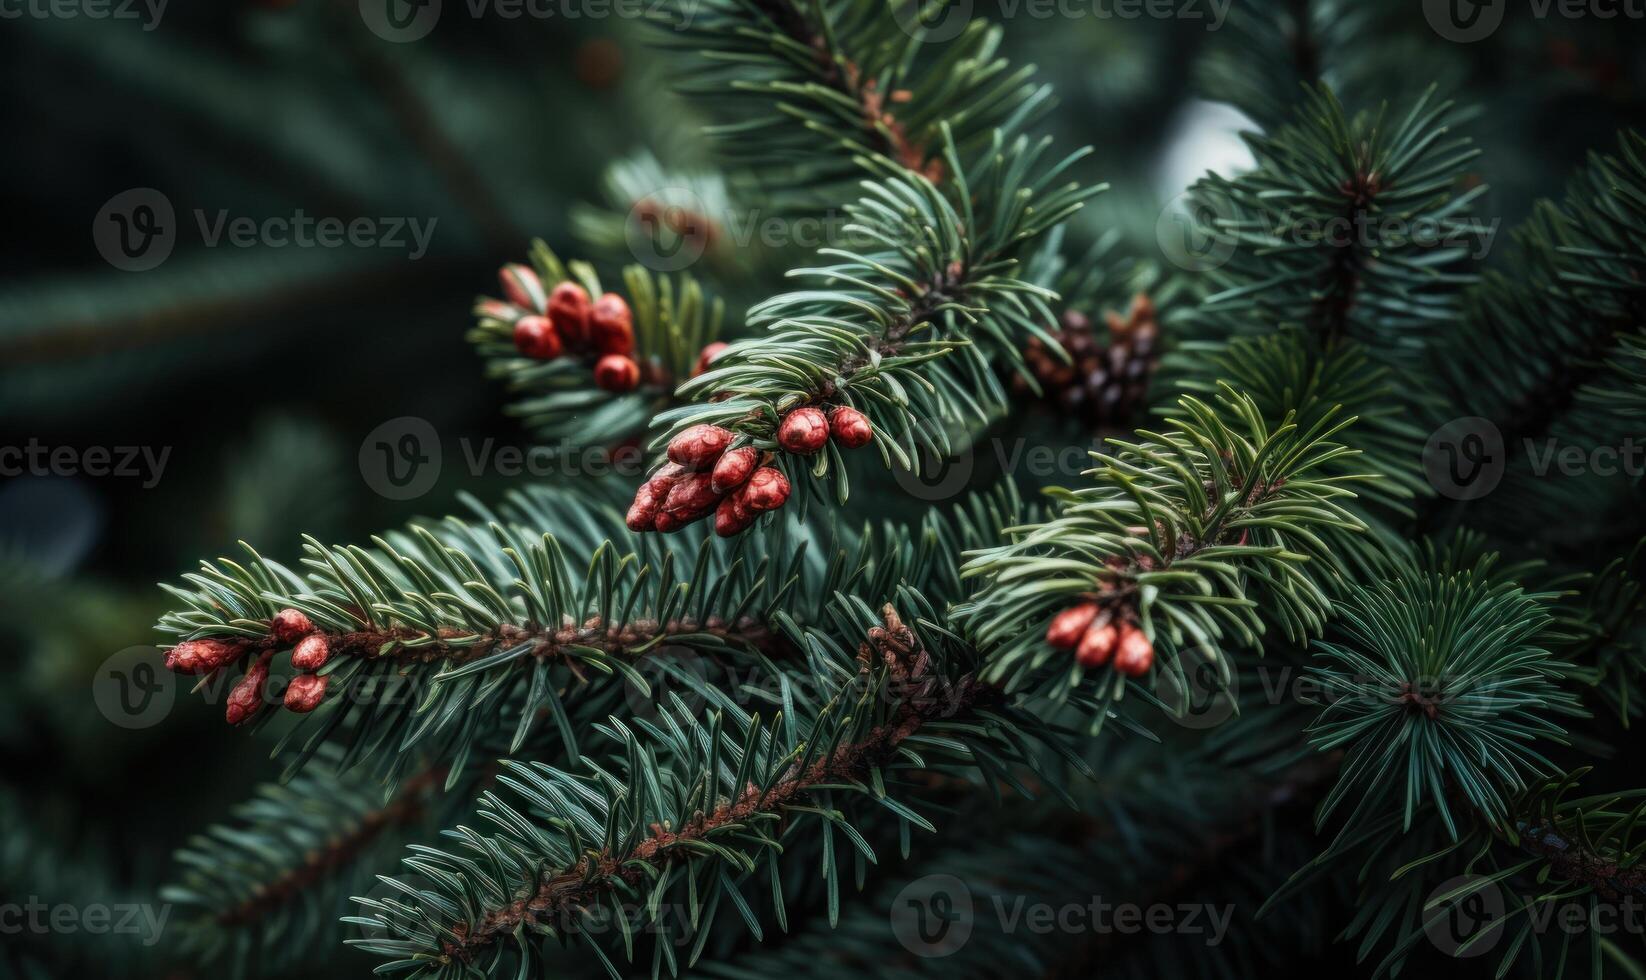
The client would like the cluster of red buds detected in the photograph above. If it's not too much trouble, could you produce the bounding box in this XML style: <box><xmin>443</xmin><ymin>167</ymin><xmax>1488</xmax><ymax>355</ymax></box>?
<box><xmin>627</xmin><ymin>425</ymin><xmax>791</xmax><ymax>535</ymax></box>
<box><xmin>1044</xmin><ymin>602</ymin><xmax>1154</xmax><ymax>677</ymax></box>
<box><xmin>163</xmin><ymin>607</ymin><xmax>334</xmax><ymax>725</ymax></box>
<box><xmin>492</xmin><ymin>263</ymin><xmax>642</xmax><ymax>393</ymax></box>
<box><xmin>776</xmin><ymin>404</ymin><xmax>874</xmax><ymax>455</ymax></box>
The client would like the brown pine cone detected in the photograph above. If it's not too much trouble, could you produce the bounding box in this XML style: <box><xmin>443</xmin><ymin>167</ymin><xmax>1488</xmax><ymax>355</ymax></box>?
<box><xmin>1014</xmin><ymin>293</ymin><xmax>1159</xmax><ymax>430</ymax></box>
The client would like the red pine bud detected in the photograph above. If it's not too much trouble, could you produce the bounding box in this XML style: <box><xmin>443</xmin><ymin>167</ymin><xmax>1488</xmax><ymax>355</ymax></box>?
<box><xmin>593</xmin><ymin>354</ymin><xmax>641</xmax><ymax>392</ymax></box>
<box><xmin>776</xmin><ymin>407</ymin><xmax>829</xmax><ymax>455</ymax></box>
<box><xmin>589</xmin><ymin>293</ymin><xmax>634</xmax><ymax>356</ymax></box>
<box><xmin>290</xmin><ymin>634</ymin><xmax>331</xmax><ymax>671</ymax></box>
<box><xmin>692</xmin><ymin>341</ymin><xmax>729</xmax><ymax>378</ymax></box>
<box><xmin>663</xmin><ymin>471</ymin><xmax>722</xmax><ymax>519</ymax></box>
<box><xmin>225</xmin><ymin>658</ymin><xmax>270</xmax><ymax>725</ymax></box>
<box><xmin>743</xmin><ymin>467</ymin><xmax>790</xmax><ymax>512</ymax></box>
<box><xmin>1111</xmin><ymin>625</ymin><xmax>1155</xmax><ymax>677</ymax></box>
<box><xmin>710</xmin><ymin>447</ymin><xmax>759</xmax><ymax>493</ymax></box>
<box><xmin>270</xmin><ymin>608</ymin><xmax>314</xmax><ymax>643</ymax></box>
<box><xmin>547</xmin><ymin>281</ymin><xmax>592</xmax><ymax>347</ymax></box>
<box><xmin>499</xmin><ymin>263</ymin><xmax>545</xmax><ymax>313</ymax></box>
<box><xmin>667</xmin><ymin>424</ymin><xmax>734</xmax><ymax>470</ymax></box>
<box><xmin>513</xmin><ymin>315</ymin><xmax>563</xmax><ymax>359</ymax></box>
<box><xmin>827</xmin><ymin>406</ymin><xmax>873</xmax><ymax>449</ymax></box>
<box><xmin>165</xmin><ymin>638</ymin><xmax>245</xmax><ymax>675</ymax></box>
<box><xmin>626</xmin><ymin>482</ymin><xmax>665</xmax><ymax>531</ymax></box>
<box><xmin>643</xmin><ymin>462</ymin><xmax>687</xmax><ymax>495</ymax></box>
<box><xmin>1045</xmin><ymin>603</ymin><xmax>1100</xmax><ymax>649</ymax></box>
<box><xmin>1075</xmin><ymin>622</ymin><xmax>1119</xmax><ymax>668</ymax></box>
<box><xmin>715</xmin><ymin>494</ymin><xmax>756</xmax><ymax>537</ymax></box>
<box><xmin>284</xmin><ymin>673</ymin><xmax>329</xmax><ymax>713</ymax></box>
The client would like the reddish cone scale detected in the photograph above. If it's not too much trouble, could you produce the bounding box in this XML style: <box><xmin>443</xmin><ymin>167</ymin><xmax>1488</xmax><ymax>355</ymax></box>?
<box><xmin>711</xmin><ymin>447</ymin><xmax>759</xmax><ymax>493</ymax></box>
<box><xmin>663</xmin><ymin>471</ymin><xmax>721</xmax><ymax>520</ymax></box>
<box><xmin>715</xmin><ymin>493</ymin><xmax>756</xmax><ymax>536</ymax></box>
<box><xmin>1112</xmin><ymin>625</ymin><xmax>1154</xmax><ymax>677</ymax></box>
<box><xmin>285</xmin><ymin>673</ymin><xmax>329</xmax><ymax>713</ymax></box>
<box><xmin>593</xmin><ymin>354</ymin><xmax>641</xmax><ymax>392</ymax></box>
<box><xmin>547</xmin><ymin>281</ymin><xmax>592</xmax><ymax>347</ymax></box>
<box><xmin>828</xmin><ymin>406</ymin><xmax>873</xmax><ymax>449</ymax></box>
<box><xmin>1045</xmin><ymin>603</ymin><xmax>1100</xmax><ymax>649</ymax></box>
<box><xmin>165</xmin><ymin>638</ymin><xmax>245</xmax><ymax>675</ymax></box>
<box><xmin>693</xmin><ymin>341</ymin><xmax>729</xmax><ymax>377</ymax></box>
<box><xmin>270</xmin><ymin>608</ymin><xmax>314</xmax><ymax>643</ymax></box>
<box><xmin>743</xmin><ymin>467</ymin><xmax>790</xmax><ymax>512</ymax></box>
<box><xmin>290</xmin><ymin>634</ymin><xmax>331</xmax><ymax>671</ymax></box>
<box><xmin>668</xmin><ymin>424</ymin><xmax>733</xmax><ymax>470</ymax></box>
<box><xmin>590</xmin><ymin>293</ymin><xmax>635</xmax><ymax>356</ymax></box>
<box><xmin>626</xmin><ymin>482</ymin><xmax>665</xmax><ymax>531</ymax></box>
<box><xmin>1075</xmin><ymin>622</ymin><xmax>1118</xmax><ymax>668</ymax></box>
<box><xmin>499</xmin><ymin>264</ymin><xmax>545</xmax><ymax>313</ymax></box>
<box><xmin>777</xmin><ymin>407</ymin><xmax>829</xmax><ymax>455</ymax></box>
<box><xmin>225</xmin><ymin>658</ymin><xmax>270</xmax><ymax>726</ymax></box>
<box><xmin>513</xmin><ymin>316</ymin><xmax>563</xmax><ymax>359</ymax></box>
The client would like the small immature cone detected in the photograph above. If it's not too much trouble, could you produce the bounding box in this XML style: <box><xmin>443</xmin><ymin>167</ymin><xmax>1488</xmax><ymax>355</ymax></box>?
<box><xmin>547</xmin><ymin>281</ymin><xmax>592</xmax><ymax>348</ymax></box>
<box><xmin>692</xmin><ymin>341</ymin><xmax>728</xmax><ymax>378</ymax></box>
<box><xmin>290</xmin><ymin>634</ymin><xmax>331</xmax><ymax>671</ymax></box>
<box><xmin>667</xmin><ymin>424</ymin><xmax>733</xmax><ymax>470</ymax></box>
<box><xmin>225</xmin><ymin>657</ymin><xmax>270</xmax><ymax>726</ymax></box>
<box><xmin>710</xmin><ymin>447</ymin><xmax>759</xmax><ymax>494</ymax></box>
<box><xmin>827</xmin><ymin>406</ymin><xmax>873</xmax><ymax>449</ymax></box>
<box><xmin>589</xmin><ymin>293</ymin><xmax>635</xmax><ymax>356</ymax></box>
<box><xmin>1076</xmin><ymin>622</ymin><xmax>1119</xmax><ymax>669</ymax></box>
<box><xmin>499</xmin><ymin>263</ymin><xmax>545</xmax><ymax>313</ymax></box>
<box><xmin>284</xmin><ymin>673</ymin><xmax>329</xmax><ymax>713</ymax></box>
<box><xmin>1045</xmin><ymin>602</ymin><xmax>1100</xmax><ymax>649</ymax></box>
<box><xmin>513</xmin><ymin>315</ymin><xmax>563</xmax><ymax>360</ymax></box>
<box><xmin>663</xmin><ymin>471</ymin><xmax>722</xmax><ymax>521</ymax></box>
<box><xmin>626</xmin><ymin>482</ymin><xmax>665</xmax><ymax>531</ymax></box>
<box><xmin>1111</xmin><ymin>625</ymin><xmax>1154</xmax><ymax>677</ymax></box>
<box><xmin>165</xmin><ymin>638</ymin><xmax>245</xmax><ymax>675</ymax></box>
<box><xmin>714</xmin><ymin>493</ymin><xmax>756</xmax><ymax>537</ymax></box>
<box><xmin>270</xmin><ymin>608</ymin><xmax>314</xmax><ymax>644</ymax></box>
<box><xmin>593</xmin><ymin>354</ymin><xmax>641</xmax><ymax>392</ymax></box>
<box><xmin>742</xmin><ymin>467</ymin><xmax>790</xmax><ymax>512</ymax></box>
<box><xmin>776</xmin><ymin>407</ymin><xmax>829</xmax><ymax>455</ymax></box>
